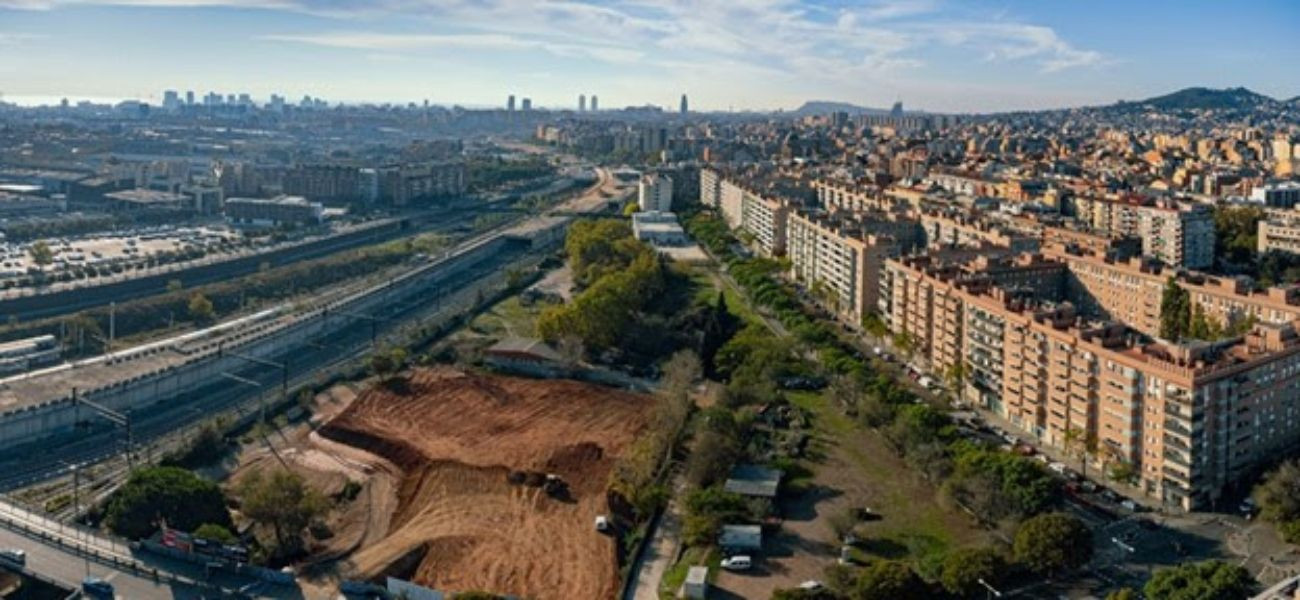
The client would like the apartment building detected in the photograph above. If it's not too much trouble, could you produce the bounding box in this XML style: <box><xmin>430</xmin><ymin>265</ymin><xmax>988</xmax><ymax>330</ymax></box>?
<box><xmin>786</xmin><ymin>210</ymin><xmax>917</xmax><ymax>325</ymax></box>
<box><xmin>700</xmin><ymin>168</ymin><xmax>722</xmax><ymax>208</ymax></box>
<box><xmin>638</xmin><ymin>173</ymin><xmax>674</xmax><ymax>212</ymax></box>
<box><xmin>1068</xmin><ymin>195</ymin><xmax>1214</xmax><ymax>268</ymax></box>
<box><xmin>812</xmin><ymin>180</ymin><xmax>898</xmax><ymax>214</ymax></box>
<box><xmin>882</xmin><ymin>251</ymin><xmax>1300</xmax><ymax>510</ymax></box>
<box><xmin>1045</xmin><ymin>246</ymin><xmax>1300</xmax><ymax>338</ymax></box>
<box><xmin>740</xmin><ymin>189</ymin><xmax>790</xmax><ymax>257</ymax></box>
<box><xmin>919</xmin><ymin>210</ymin><xmax>1041</xmax><ymax>253</ymax></box>
<box><xmin>1138</xmin><ymin>202</ymin><xmax>1214</xmax><ymax>269</ymax></box>
<box><xmin>1258</xmin><ymin>214</ymin><xmax>1300</xmax><ymax>255</ymax></box>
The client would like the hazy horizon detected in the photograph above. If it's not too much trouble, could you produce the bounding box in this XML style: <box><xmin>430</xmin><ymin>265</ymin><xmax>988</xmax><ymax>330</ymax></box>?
<box><xmin>0</xmin><ymin>0</ymin><xmax>1297</xmax><ymax>113</ymax></box>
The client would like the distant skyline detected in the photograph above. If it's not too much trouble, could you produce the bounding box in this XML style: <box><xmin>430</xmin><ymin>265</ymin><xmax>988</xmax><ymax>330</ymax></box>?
<box><xmin>0</xmin><ymin>0</ymin><xmax>1297</xmax><ymax>113</ymax></box>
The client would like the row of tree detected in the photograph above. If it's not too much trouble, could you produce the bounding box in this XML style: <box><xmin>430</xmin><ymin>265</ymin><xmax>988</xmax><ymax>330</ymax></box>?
<box><xmin>104</xmin><ymin>464</ymin><xmax>332</xmax><ymax>565</ymax></box>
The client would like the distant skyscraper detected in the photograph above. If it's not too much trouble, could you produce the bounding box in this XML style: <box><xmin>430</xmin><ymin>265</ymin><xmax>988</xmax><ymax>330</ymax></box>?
<box><xmin>162</xmin><ymin>90</ymin><xmax>180</xmax><ymax>110</ymax></box>
<box><xmin>591</xmin><ymin>95</ymin><xmax>599</xmax><ymax>111</ymax></box>
<box><xmin>507</xmin><ymin>94</ymin><xmax>516</xmax><ymax>112</ymax></box>
<box><xmin>579</xmin><ymin>94</ymin><xmax>586</xmax><ymax>112</ymax></box>
<box><xmin>680</xmin><ymin>94</ymin><xmax>688</xmax><ymax>115</ymax></box>
<box><xmin>185</xmin><ymin>90</ymin><xmax>194</xmax><ymax>106</ymax></box>
<box><xmin>890</xmin><ymin>101</ymin><xmax>903</xmax><ymax>117</ymax></box>
<box><xmin>521</xmin><ymin>98</ymin><xmax>532</xmax><ymax>111</ymax></box>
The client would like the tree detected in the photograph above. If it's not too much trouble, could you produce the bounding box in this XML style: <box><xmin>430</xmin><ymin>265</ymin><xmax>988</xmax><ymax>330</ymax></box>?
<box><xmin>105</xmin><ymin>466</ymin><xmax>231</xmax><ymax>540</ymax></box>
<box><xmin>1159</xmin><ymin>277</ymin><xmax>1191</xmax><ymax>341</ymax></box>
<box><xmin>187</xmin><ymin>292</ymin><xmax>215</xmax><ymax>323</ymax></box>
<box><xmin>29</xmin><ymin>241</ymin><xmax>54</xmax><ymax>267</ymax></box>
<box><xmin>236</xmin><ymin>468</ymin><xmax>329</xmax><ymax>556</ymax></box>
<box><xmin>193</xmin><ymin>523</ymin><xmax>238</xmax><ymax>545</ymax></box>
<box><xmin>1143</xmin><ymin>560</ymin><xmax>1255</xmax><ymax>600</ymax></box>
<box><xmin>1213</xmin><ymin>205</ymin><xmax>1264</xmax><ymax>266</ymax></box>
<box><xmin>1013</xmin><ymin>512</ymin><xmax>1093</xmax><ymax>574</ymax></box>
<box><xmin>1254</xmin><ymin>460</ymin><xmax>1300</xmax><ymax>542</ymax></box>
<box><xmin>940</xmin><ymin>547</ymin><xmax>1007</xmax><ymax>598</ymax></box>
<box><xmin>1062</xmin><ymin>426</ymin><xmax>1097</xmax><ymax>479</ymax></box>
<box><xmin>166</xmin><ymin>279</ymin><xmax>184</xmax><ymax>293</ymax></box>
<box><xmin>660</xmin><ymin>349</ymin><xmax>702</xmax><ymax>400</ymax></box>
<box><xmin>852</xmin><ymin>560</ymin><xmax>927</xmax><ymax>600</ymax></box>
<box><xmin>1106</xmin><ymin>588</ymin><xmax>1139</xmax><ymax>600</ymax></box>
<box><xmin>368</xmin><ymin>346</ymin><xmax>408</xmax><ymax>381</ymax></box>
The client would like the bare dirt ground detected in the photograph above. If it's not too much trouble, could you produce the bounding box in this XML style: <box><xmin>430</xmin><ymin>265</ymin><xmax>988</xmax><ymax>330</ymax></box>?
<box><xmin>318</xmin><ymin>366</ymin><xmax>654</xmax><ymax>600</ymax></box>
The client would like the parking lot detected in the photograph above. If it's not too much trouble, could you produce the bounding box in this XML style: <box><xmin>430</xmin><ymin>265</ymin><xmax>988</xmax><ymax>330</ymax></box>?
<box><xmin>0</xmin><ymin>225</ymin><xmax>241</xmax><ymax>282</ymax></box>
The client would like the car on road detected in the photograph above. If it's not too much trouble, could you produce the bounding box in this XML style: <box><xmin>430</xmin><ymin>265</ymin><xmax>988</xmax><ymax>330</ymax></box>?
<box><xmin>721</xmin><ymin>555</ymin><xmax>753</xmax><ymax>571</ymax></box>
<box><xmin>82</xmin><ymin>577</ymin><xmax>114</xmax><ymax>598</ymax></box>
<box><xmin>0</xmin><ymin>548</ymin><xmax>24</xmax><ymax>566</ymax></box>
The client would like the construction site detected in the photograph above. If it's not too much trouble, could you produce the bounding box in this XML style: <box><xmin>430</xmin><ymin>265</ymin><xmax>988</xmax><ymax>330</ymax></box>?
<box><xmin>229</xmin><ymin>365</ymin><xmax>653</xmax><ymax>599</ymax></box>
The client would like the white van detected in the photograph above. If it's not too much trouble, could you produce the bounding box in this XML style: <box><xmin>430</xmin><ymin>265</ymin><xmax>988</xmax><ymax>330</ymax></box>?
<box><xmin>721</xmin><ymin>555</ymin><xmax>752</xmax><ymax>571</ymax></box>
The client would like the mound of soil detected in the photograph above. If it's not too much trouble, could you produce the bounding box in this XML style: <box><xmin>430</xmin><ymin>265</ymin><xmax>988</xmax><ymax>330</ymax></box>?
<box><xmin>321</xmin><ymin>367</ymin><xmax>652</xmax><ymax>600</ymax></box>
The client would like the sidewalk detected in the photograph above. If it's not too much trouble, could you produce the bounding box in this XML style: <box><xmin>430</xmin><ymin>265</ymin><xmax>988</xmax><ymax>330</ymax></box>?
<box><xmin>625</xmin><ymin>475</ymin><xmax>686</xmax><ymax>600</ymax></box>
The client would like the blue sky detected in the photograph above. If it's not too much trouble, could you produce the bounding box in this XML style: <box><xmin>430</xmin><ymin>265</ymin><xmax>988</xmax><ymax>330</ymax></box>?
<box><xmin>0</xmin><ymin>0</ymin><xmax>1296</xmax><ymax>112</ymax></box>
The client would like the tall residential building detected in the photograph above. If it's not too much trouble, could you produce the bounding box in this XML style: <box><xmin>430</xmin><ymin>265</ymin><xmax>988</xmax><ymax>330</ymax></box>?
<box><xmin>699</xmin><ymin>169</ymin><xmax>722</xmax><ymax>208</ymax></box>
<box><xmin>1137</xmin><ymin>202</ymin><xmax>1214</xmax><ymax>269</ymax></box>
<box><xmin>590</xmin><ymin>95</ymin><xmax>599</xmax><ymax>111</ymax></box>
<box><xmin>162</xmin><ymin>90</ymin><xmax>180</xmax><ymax>111</ymax></box>
<box><xmin>184</xmin><ymin>90</ymin><xmax>195</xmax><ymax>106</ymax></box>
<box><xmin>521</xmin><ymin>98</ymin><xmax>532</xmax><ymax>111</ymax></box>
<box><xmin>507</xmin><ymin>95</ymin><xmax>516</xmax><ymax>112</ymax></box>
<box><xmin>680</xmin><ymin>94</ymin><xmax>689</xmax><ymax>115</ymax></box>
<box><xmin>579</xmin><ymin>94</ymin><xmax>586</xmax><ymax>112</ymax></box>
<box><xmin>786</xmin><ymin>210</ymin><xmax>918</xmax><ymax>325</ymax></box>
<box><xmin>880</xmin><ymin>251</ymin><xmax>1300</xmax><ymax>511</ymax></box>
<box><xmin>637</xmin><ymin>173</ymin><xmax>673</xmax><ymax>212</ymax></box>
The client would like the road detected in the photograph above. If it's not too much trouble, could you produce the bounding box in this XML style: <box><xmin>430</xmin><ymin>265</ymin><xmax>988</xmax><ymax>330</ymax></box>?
<box><xmin>0</xmin><ymin>510</ymin><xmax>280</xmax><ymax>599</ymax></box>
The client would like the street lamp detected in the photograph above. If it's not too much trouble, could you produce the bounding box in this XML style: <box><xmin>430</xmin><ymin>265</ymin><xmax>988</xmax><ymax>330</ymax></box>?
<box><xmin>977</xmin><ymin>578</ymin><xmax>1003</xmax><ymax>599</ymax></box>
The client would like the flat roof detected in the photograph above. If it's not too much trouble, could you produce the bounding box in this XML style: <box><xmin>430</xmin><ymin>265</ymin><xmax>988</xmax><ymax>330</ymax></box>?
<box><xmin>105</xmin><ymin>189</ymin><xmax>187</xmax><ymax>204</ymax></box>
<box><xmin>724</xmin><ymin>464</ymin><xmax>783</xmax><ymax>498</ymax></box>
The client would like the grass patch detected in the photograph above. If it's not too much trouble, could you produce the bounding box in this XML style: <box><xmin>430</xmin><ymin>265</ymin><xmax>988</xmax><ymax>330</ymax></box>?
<box><xmin>680</xmin><ymin>265</ymin><xmax>762</xmax><ymax>327</ymax></box>
<box><xmin>461</xmin><ymin>295</ymin><xmax>542</xmax><ymax>340</ymax></box>
<box><xmin>785</xmin><ymin>389</ymin><xmax>986</xmax><ymax>576</ymax></box>
<box><xmin>659</xmin><ymin>545</ymin><xmax>721</xmax><ymax>599</ymax></box>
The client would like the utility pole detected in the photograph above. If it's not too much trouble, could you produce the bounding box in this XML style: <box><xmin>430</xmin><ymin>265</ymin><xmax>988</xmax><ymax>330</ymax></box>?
<box><xmin>108</xmin><ymin>301</ymin><xmax>116</xmax><ymax>351</ymax></box>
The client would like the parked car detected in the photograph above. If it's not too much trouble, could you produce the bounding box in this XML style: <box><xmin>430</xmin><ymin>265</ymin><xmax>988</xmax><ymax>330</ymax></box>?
<box><xmin>799</xmin><ymin>581</ymin><xmax>825</xmax><ymax>591</ymax></box>
<box><xmin>1120</xmin><ymin>499</ymin><xmax>1139</xmax><ymax>512</ymax></box>
<box><xmin>721</xmin><ymin>555</ymin><xmax>753</xmax><ymax>571</ymax></box>
<box><xmin>594</xmin><ymin>515</ymin><xmax>611</xmax><ymax>532</ymax></box>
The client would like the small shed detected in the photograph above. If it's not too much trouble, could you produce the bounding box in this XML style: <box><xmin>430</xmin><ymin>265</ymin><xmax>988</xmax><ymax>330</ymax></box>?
<box><xmin>723</xmin><ymin>464</ymin><xmax>783</xmax><ymax>499</ymax></box>
<box><xmin>683</xmin><ymin>566</ymin><xmax>708</xmax><ymax>599</ymax></box>
<box><xmin>484</xmin><ymin>337</ymin><xmax>565</xmax><ymax>376</ymax></box>
<box><xmin>719</xmin><ymin>524</ymin><xmax>763</xmax><ymax>552</ymax></box>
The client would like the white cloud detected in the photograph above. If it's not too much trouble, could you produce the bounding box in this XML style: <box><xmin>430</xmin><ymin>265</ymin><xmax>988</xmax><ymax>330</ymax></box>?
<box><xmin>3</xmin><ymin>0</ymin><xmax>1111</xmax><ymax>107</ymax></box>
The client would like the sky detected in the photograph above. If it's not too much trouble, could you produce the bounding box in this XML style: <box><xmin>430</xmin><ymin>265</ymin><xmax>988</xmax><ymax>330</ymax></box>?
<box><xmin>0</xmin><ymin>0</ymin><xmax>1296</xmax><ymax>113</ymax></box>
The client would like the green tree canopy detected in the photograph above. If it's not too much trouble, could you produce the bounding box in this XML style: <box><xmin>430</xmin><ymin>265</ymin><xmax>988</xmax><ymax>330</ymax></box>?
<box><xmin>851</xmin><ymin>560</ymin><xmax>928</xmax><ymax>600</ymax></box>
<box><xmin>236</xmin><ymin>468</ymin><xmax>329</xmax><ymax>555</ymax></box>
<box><xmin>193</xmin><ymin>523</ymin><xmax>238</xmax><ymax>545</ymax></box>
<box><xmin>1254</xmin><ymin>460</ymin><xmax>1300</xmax><ymax>542</ymax></box>
<box><xmin>29</xmin><ymin>240</ymin><xmax>54</xmax><ymax>266</ymax></box>
<box><xmin>1159</xmin><ymin>277</ymin><xmax>1191</xmax><ymax>341</ymax></box>
<box><xmin>105</xmin><ymin>466</ymin><xmax>231</xmax><ymax>540</ymax></box>
<box><xmin>940</xmin><ymin>547</ymin><xmax>1008</xmax><ymax>598</ymax></box>
<box><xmin>187</xmin><ymin>292</ymin><xmax>216</xmax><ymax>323</ymax></box>
<box><xmin>1144</xmin><ymin>560</ymin><xmax>1255</xmax><ymax>600</ymax></box>
<box><xmin>1012</xmin><ymin>512</ymin><xmax>1093</xmax><ymax>574</ymax></box>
